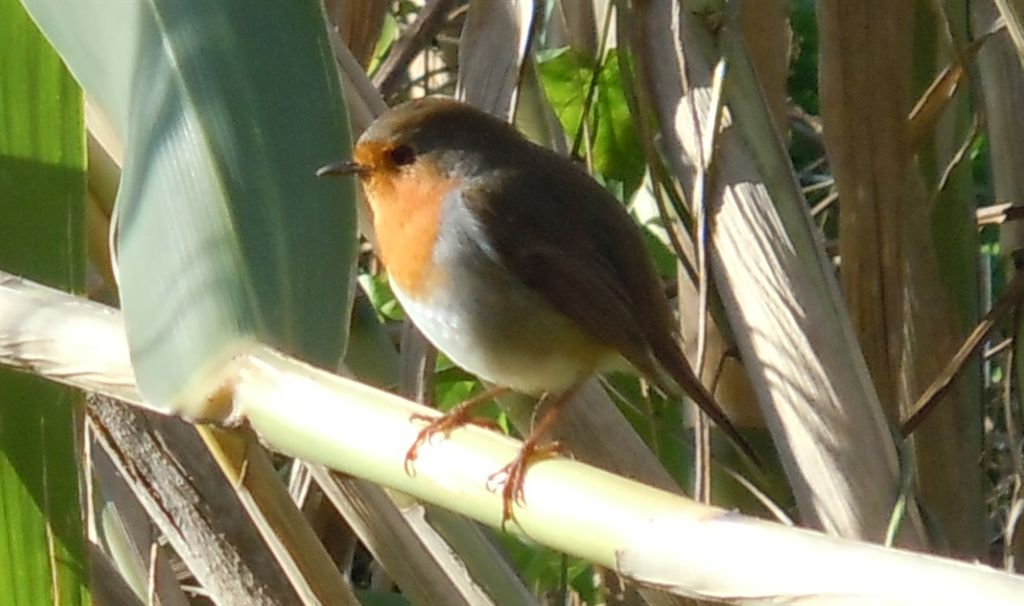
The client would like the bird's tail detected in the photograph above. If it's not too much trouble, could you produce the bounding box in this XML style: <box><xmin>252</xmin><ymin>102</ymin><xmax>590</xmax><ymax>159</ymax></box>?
<box><xmin>648</xmin><ymin>335</ymin><xmax>765</xmax><ymax>472</ymax></box>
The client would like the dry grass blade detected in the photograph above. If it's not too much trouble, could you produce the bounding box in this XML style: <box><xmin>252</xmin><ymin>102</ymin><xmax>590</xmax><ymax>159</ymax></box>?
<box><xmin>89</xmin><ymin>437</ymin><xmax>189</xmax><ymax>606</ymax></box>
<box><xmin>818</xmin><ymin>0</ymin><xmax>918</xmax><ymax>424</ymax></box>
<box><xmin>399</xmin><ymin>321</ymin><xmax>437</xmax><ymax>406</ymax></box>
<box><xmin>629</xmin><ymin>0</ymin><xmax>921</xmax><ymax>544</ymax></box>
<box><xmin>974</xmin><ymin>0</ymin><xmax>1024</xmax><ymax>315</ymax></box>
<box><xmin>974</xmin><ymin>16</ymin><xmax>1024</xmax><ymax>554</ymax></box>
<box><xmin>931</xmin><ymin>115</ymin><xmax>981</xmax><ymax>200</ymax></box>
<box><xmin>548</xmin><ymin>0</ymin><xmax>597</xmax><ymax>57</ymax></box>
<box><xmin>85</xmin><ymin>111</ymin><xmax>120</xmax><ymax>290</ymax></box>
<box><xmin>901</xmin><ymin>268</ymin><xmax>1024</xmax><ymax>435</ymax></box>
<box><xmin>198</xmin><ymin>427</ymin><xmax>360</xmax><ymax>605</ymax></box>
<box><xmin>324</xmin><ymin>22</ymin><xmax>387</xmax><ymax>130</ymax></box>
<box><xmin>977</xmin><ymin>203</ymin><xmax>1024</xmax><ymax>226</ymax></box>
<box><xmin>736</xmin><ymin>0</ymin><xmax>790</xmax><ymax>133</ymax></box>
<box><xmin>456</xmin><ymin>0</ymin><xmax>537</xmax><ymax>120</ymax></box>
<box><xmin>908</xmin><ymin>30</ymin><xmax>997</xmax><ymax>149</ymax></box>
<box><xmin>513</xmin><ymin>58</ymin><xmax>570</xmax><ymax>154</ymax></box>
<box><xmin>819</xmin><ymin>0</ymin><xmax>984</xmax><ymax>557</ymax></box>
<box><xmin>994</xmin><ymin>0</ymin><xmax>1024</xmax><ymax>68</ymax></box>
<box><xmin>323</xmin><ymin>0</ymin><xmax>388</xmax><ymax>68</ymax></box>
<box><xmin>691</xmin><ymin>57</ymin><xmax>728</xmax><ymax>503</ymax></box>
<box><xmin>997</xmin><ymin>341</ymin><xmax>1024</xmax><ymax>571</ymax></box>
<box><xmin>86</xmin><ymin>395</ymin><xmax>351</xmax><ymax>606</ymax></box>
<box><xmin>89</xmin><ymin>543</ymin><xmax>147</xmax><ymax>606</ymax></box>
<box><xmin>0</xmin><ymin>274</ymin><xmax>143</xmax><ymax>409</ymax></box>
<box><xmin>373</xmin><ymin>0</ymin><xmax>460</xmax><ymax>98</ymax></box>
<box><xmin>310</xmin><ymin>468</ymin><xmax>536</xmax><ymax>606</ymax></box>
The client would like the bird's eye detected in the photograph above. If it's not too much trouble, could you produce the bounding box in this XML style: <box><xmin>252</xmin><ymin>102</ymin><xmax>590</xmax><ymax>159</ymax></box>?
<box><xmin>387</xmin><ymin>144</ymin><xmax>416</xmax><ymax>167</ymax></box>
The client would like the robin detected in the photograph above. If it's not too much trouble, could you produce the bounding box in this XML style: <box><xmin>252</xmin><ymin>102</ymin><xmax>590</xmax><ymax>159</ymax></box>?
<box><xmin>319</xmin><ymin>97</ymin><xmax>757</xmax><ymax>525</ymax></box>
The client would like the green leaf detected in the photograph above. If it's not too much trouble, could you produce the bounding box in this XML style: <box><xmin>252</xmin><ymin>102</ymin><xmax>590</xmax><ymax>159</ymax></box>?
<box><xmin>355</xmin><ymin>589</ymin><xmax>411</xmax><ymax>606</ymax></box>
<box><xmin>537</xmin><ymin>48</ymin><xmax>591</xmax><ymax>153</ymax></box>
<box><xmin>497</xmin><ymin>536</ymin><xmax>602</xmax><ymax>604</ymax></box>
<box><xmin>604</xmin><ymin>373</ymin><xmax>690</xmax><ymax>487</ymax></box>
<box><xmin>788</xmin><ymin>0</ymin><xmax>820</xmax><ymax>115</ymax></box>
<box><xmin>360</xmin><ymin>273</ymin><xmax>405</xmax><ymax>322</ymax></box>
<box><xmin>592</xmin><ymin>53</ymin><xmax>645</xmax><ymax>195</ymax></box>
<box><xmin>368</xmin><ymin>12</ymin><xmax>401</xmax><ymax>75</ymax></box>
<box><xmin>0</xmin><ymin>2</ymin><xmax>88</xmax><ymax>604</ymax></box>
<box><xmin>22</xmin><ymin>0</ymin><xmax>358</xmax><ymax>407</ymax></box>
<box><xmin>639</xmin><ymin>223</ymin><xmax>680</xmax><ymax>278</ymax></box>
<box><xmin>537</xmin><ymin>48</ymin><xmax>645</xmax><ymax>197</ymax></box>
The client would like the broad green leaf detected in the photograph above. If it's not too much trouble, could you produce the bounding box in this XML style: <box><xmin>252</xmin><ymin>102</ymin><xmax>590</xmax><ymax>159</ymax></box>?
<box><xmin>0</xmin><ymin>3</ymin><xmax>88</xmax><ymax>605</ymax></box>
<box><xmin>536</xmin><ymin>48</ymin><xmax>590</xmax><ymax>145</ymax></box>
<box><xmin>537</xmin><ymin>48</ymin><xmax>645</xmax><ymax>197</ymax></box>
<box><xmin>22</xmin><ymin>0</ymin><xmax>358</xmax><ymax>407</ymax></box>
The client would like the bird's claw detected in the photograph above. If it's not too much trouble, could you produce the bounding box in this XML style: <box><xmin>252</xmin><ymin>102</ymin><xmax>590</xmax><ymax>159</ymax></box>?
<box><xmin>486</xmin><ymin>440</ymin><xmax>564</xmax><ymax>530</ymax></box>
<box><xmin>404</xmin><ymin>407</ymin><xmax>492</xmax><ymax>475</ymax></box>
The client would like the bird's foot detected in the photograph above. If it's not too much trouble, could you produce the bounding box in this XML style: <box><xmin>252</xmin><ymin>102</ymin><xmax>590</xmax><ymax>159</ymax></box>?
<box><xmin>404</xmin><ymin>408</ymin><xmax>496</xmax><ymax>475</ymax></box>
<box><xmin>404</xmin><ymin>386</ymin><xmax>508</xmax><ymax>475</ymax></box>
<box><xmin>486</xmin><ymin>440</ymin><xmax>566</xmax><ymax>529</ymax></box>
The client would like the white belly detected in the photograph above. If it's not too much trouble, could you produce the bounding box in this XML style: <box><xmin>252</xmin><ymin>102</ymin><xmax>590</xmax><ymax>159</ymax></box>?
<box><xmin>391</xmin><ymin>276</ymin><xmax>615</xmax><ymax>395</ymax></box>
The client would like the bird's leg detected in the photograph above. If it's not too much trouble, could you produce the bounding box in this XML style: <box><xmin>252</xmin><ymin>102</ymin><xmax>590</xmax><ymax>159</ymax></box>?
<box><xmin>487</xmin><ymin>389</ymin><xmax>575</xmax><ymax>528</ymax></box>
<box><xmin>404</xmin><ymin>384</ymin><xmax>509</xmax><ymax>474</ymax></box>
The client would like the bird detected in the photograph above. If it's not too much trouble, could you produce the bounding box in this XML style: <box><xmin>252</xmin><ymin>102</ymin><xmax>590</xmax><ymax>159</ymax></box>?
<box><xmin>318</xmin><ymin>97</ymin><xmax>757</xmax><ymax>525</ymax></box>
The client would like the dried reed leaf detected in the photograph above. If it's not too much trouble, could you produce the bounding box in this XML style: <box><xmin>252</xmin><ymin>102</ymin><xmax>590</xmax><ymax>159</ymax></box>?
<box><xmin>548</xmin><ymin>0</ymin><xmax>598</xmax><ymax>58</ymax></box>
<box><xmin>631</xmin><ymin>0</ymin><xmax>922</xmax><ymax>544</ymax></box>
<box><xmin>908</xmin><ymin>32</ymin><xmax>993</xmax><ymax>149</ymax></box>
<box><xmin>324</xmin><ymin>0</ymin><xmax>389</xmax><ymax>68</ymax></box>
<box><xmin>456</xmin><ymin>0</ymin><xmax>536</xmax><ymax>120</ymax></box>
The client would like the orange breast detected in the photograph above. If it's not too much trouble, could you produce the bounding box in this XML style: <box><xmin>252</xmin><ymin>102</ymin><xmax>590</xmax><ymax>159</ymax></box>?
<box><xmin>361</xmin><ymin>160</ymin><xmax>457</xmax><ymax>298</ymax></box>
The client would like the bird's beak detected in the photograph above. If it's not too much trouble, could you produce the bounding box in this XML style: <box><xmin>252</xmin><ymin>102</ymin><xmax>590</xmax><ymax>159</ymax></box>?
<box><xmin>316</xmin><ymin>160</ymin><xmax>370</xmax><ymax>178</ymax></box>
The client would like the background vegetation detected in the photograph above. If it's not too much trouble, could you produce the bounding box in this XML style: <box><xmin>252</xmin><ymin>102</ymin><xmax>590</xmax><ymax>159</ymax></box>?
<box><xmin>1</xmin><ymin>0</ymin><xmax>1022</xmax><ymax>604</ymax></box>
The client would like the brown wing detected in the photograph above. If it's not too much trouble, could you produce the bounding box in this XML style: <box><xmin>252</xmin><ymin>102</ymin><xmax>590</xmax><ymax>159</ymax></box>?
<box><xmin>506</xmin><ymin>241</ymin><xmax>657</xmax><ymax>372</ymax></box>
<box><xmin>461</xmin><ymin>159</ymin><xmax>669</xmax><ymax>377</ymax></box>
